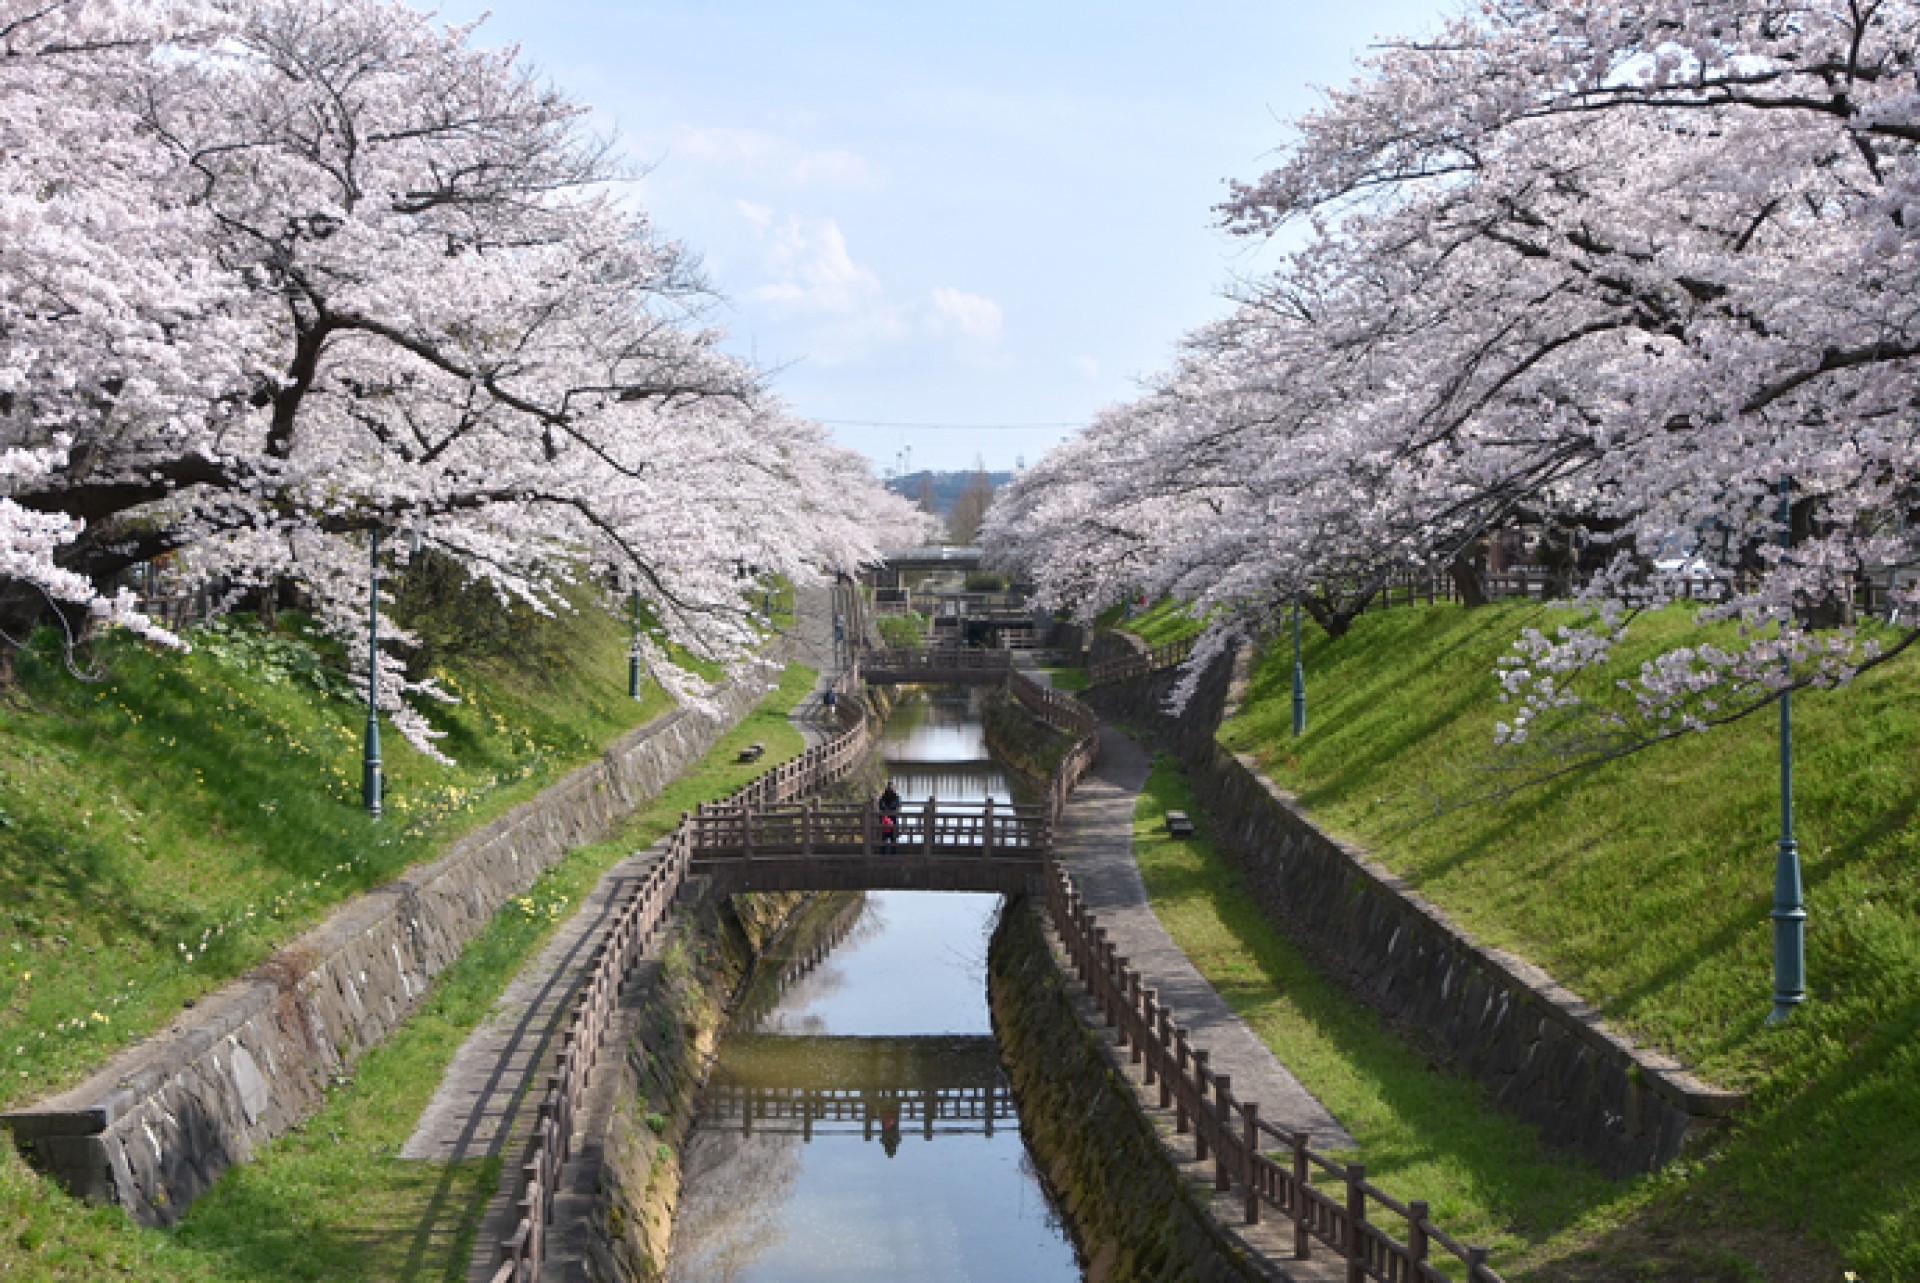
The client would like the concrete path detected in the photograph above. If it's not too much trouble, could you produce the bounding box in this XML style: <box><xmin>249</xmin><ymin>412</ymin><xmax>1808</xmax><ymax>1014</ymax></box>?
<box><xmin>1054</xmin><ymin>724</ymin><xmax>1353</xmax><ymax>1148</ymax></box>
<box><xmin>783</xmin><ymin>582</ymin><xmax>845</xmax><ymax>748</ymax></box>
<box><xmin>409</xmin><ymin>588</ymin><xmax>836</xmax><ymax>1281</ymax></box>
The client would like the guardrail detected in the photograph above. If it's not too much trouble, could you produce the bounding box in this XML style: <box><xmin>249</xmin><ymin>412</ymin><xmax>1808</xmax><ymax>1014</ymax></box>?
<box><xmin>1042</xmin><ymin>861</ymin><xmax>1506</xmax><ymax>1283</ymax></box>
<box><xmin>490</xmin><ymin>661</ymin><xmax>877</xmax><ymax>1283</ymax></box>
<box><xmin>860</xmin><ymin>647</ymin><xmax>1016</xmax><ymax>680</ymax></box>
<box><xmin>492</xmin><ymin>830</ymin><xmax>691</xmax><ymax>1283</ymax></box>
<box><xmin>1007</xmin><ymin>665</ymin><xmax>1098</xmax><ymax>738</ymax></box>
<box><xmin>689</xmin><ymin>797</ymin><xmax>1049</xmax><ymax>859</ymax></box>
<box><xmin>1087</xmin><ymin>636</ymin><xmax>1195</xmax><ymax>687</ymax></box>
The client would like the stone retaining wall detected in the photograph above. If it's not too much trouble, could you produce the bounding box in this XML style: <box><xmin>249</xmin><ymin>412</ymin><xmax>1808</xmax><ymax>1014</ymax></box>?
<box><xmin>3</xmin><ymin>658</ymin><xmax>785</xmax><ymax>1224</ymax></box>
<box><xmin>1084</xmin><ymin>641</ymin><xmax>1741</xmax><ymax>1178</ymax></box>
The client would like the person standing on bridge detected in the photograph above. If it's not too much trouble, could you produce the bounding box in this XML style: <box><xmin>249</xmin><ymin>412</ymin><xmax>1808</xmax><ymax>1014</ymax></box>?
<box><xmin>877</xmin><ymin>781</ymin><xmax>901</xmax><ymax>852</ymax></box>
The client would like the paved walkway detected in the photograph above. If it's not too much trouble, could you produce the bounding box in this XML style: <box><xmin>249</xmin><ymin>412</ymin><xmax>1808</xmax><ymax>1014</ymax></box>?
<box><xmin>784</xmin><ymin>583</ymin><xmax>845</xmax><ymax>747</ymax></box>
<box><xmin>1054</xmin><ymin>724</ymin><xmax>1353</xmax><ymax>1148</ymax></box>
<box><xmin>404</xmin><ymin>591</ymin><xmax>837</xmax><ymax>1281</ymax></box>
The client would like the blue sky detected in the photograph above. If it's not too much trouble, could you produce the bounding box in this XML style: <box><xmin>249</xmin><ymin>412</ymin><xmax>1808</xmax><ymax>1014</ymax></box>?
<box><xmin>431</xmin><ymin>1</ymin><xmax>1455</xmax><ymax>473</ymax></box>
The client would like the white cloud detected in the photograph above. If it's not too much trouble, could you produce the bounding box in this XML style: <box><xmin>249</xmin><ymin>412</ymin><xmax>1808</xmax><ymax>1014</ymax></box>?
<box><xmin>737</xmin><ymin>206</ymin><xmax>907</xmax><ymax>362</ymax></box>
<box><xmin>667</xmin><ymin>126</ymin><xmax>875</xmax><ymax>188</ymax></box>
<box><xmin>929</xmin><ymin>288</ymin><xmax>1004</xmax><ymax>346</ymax></box>
<box><xmin>1073</xmin><ymin>354</ymin><xmax>1101</xmax><ymax>380</ymax></box>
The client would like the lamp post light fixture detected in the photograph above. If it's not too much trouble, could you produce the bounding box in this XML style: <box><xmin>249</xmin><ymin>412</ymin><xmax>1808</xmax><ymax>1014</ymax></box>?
<box><xmin>629</xmin><ymin>590</ymin><xmax>644</xmax><ymax>700</ymax></box>
<box><xmin>363</xmin><ymin>527</ymin><xmax>383</xmax><ymax>820</ymax></box>
<box><xmin>1291</xmin><ymin>594</ymin><xmax>1307</xmax><ymax>738</ymax></box>
<box><xmin>1771</xmin><ymin>478</ymin><xmax>1807</xmax><ymax>1022</ymax></box>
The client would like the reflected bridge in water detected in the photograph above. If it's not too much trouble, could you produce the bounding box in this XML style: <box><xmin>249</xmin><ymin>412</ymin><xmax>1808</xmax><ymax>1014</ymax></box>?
<box><xmin>702</xmin><ymin>1035</ymin><xmax>1015</xmax><ymax>1146</ymax></box>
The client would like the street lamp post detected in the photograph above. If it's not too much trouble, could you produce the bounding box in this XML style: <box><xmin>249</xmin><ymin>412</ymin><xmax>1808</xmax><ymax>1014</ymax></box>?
<box><xmin>1771</xmin><ymin>478</ymin><xmax>1807</xmax><ymax>1022</ymax></box>
<box><xmin>629</xmin><ymin>590</ymin><xmax>643</xmax><ymax>700</ymax></box>
<box><xmin>363</xmin><ymin>527</ymin><xmax>383</xmax><ymax>819</ymax></box>
<box><xmin>1291</xmin><ymin>594</ymin><xmax>1307</xmax><ymax>738</ymax></box>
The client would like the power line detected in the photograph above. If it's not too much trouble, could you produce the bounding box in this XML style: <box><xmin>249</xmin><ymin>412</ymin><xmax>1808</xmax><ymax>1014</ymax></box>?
<box><xmin>821</xmin><ymin>418</ymin><xmax>1081</xmax><ymax>431</ymax></box>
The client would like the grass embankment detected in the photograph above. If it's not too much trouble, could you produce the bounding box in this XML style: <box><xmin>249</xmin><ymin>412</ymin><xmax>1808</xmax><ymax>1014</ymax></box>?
<box><xmin>1136</xmin><ymin>600</ymin><xmax>1917</xmax><ymax>1279</ymax></box>
<box><xmin>0</xmin><ymin>663</ymin><xmax>818</xmax><ymax>1280</ymax></box>
<box><xmin>875</xmin><ymin>611</ymin><xmax>928</xmax><ymax>648</ymax></box>
<box><xmin>1038</xmin><ymin>666</ymin><xmax>1088</xmax><ymax>693</ymax></box>
<box><xmin>1091</xmin><ymin>597</ymin><xmax>1206</xmax><ymax>649</ymax></box>
<box><xmin>0</xmin><ymin>604</ymin><xmax>677</xmax><ymax>1113</ymax></box>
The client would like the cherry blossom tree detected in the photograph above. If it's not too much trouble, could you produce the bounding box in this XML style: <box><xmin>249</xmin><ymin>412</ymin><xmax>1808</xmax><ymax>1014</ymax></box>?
<box><xmin>0</xmin><ymin>0</ymin><xmax>925</xmax><ymax>748</ymax></box>
<box><xmin>993</xmin><ymin>0</ymin><xmax>1920</xmax><ymax>751</ymax></box>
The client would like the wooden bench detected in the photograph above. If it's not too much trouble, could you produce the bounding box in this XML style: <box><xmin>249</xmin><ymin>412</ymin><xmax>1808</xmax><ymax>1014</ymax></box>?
<box><xmin>736</xmin><ymin>743</ymin><xmax>766</xmax><ymax>764</ymax></box>
<box><xmin>1164</xmin><ymin>810</ymin><xmax>1194</xmax><ymax>838</ymax></box>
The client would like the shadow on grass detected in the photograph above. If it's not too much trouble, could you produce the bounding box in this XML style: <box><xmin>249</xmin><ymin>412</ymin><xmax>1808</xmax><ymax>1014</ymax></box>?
<box><xmin>1134</xmin><ymin>755</ymin><xmax>1625</xmax><ymax>1248</ymax></box>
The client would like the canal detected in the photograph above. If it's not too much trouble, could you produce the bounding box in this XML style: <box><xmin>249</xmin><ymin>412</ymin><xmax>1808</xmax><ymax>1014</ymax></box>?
<box><xmin>667</xmin><ymin>688</ymin><xmax>1081</xmax><ymax>1282</ymax></box>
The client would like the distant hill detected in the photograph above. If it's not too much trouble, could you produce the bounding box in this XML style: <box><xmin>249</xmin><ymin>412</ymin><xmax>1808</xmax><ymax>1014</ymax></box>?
<box><xmin>888</xmin><ymin>469</ymin><xmax>1015</xmax><ymax>519</ymax></box>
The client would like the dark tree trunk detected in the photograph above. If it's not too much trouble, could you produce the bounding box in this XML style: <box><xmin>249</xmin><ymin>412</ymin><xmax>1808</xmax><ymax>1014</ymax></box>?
<box><xmin>1449</xmin><ymin>550</ymin><xmax>1489</xmax><ymax>608</ymax></box>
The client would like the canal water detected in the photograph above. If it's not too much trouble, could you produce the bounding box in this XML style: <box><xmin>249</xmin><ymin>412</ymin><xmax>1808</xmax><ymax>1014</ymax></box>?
<box><xmin>667</xmin><ymin>688</ymin><xmax>1080</xmax><ymax>1283</ymax></box>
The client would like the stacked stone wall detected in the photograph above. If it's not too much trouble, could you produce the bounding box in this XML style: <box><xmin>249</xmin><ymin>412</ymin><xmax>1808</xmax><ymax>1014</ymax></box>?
<box><xmin>1083</xmin><ymin>640</ymin><xmax>1740</xmax><ymax>1178</ymax></box>
<box><xmin>4</xmin><ymin>657</ymin><xmax>785</xmax><ymax>1223</ymax></box>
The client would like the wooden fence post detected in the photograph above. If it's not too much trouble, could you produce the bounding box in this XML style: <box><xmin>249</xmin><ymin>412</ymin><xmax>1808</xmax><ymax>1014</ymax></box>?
<box><xmin>1192</xmin><ymin>1050</ymin><xmax>1211</xmax><ymax>1162</ymax></box>
<box><xmin>1243</xmin><ymin>1102</ymin><xmax>1261</xmax><ymax>1225</ymax></box>
<box><xmin>1158</xmin><ymin>1010</ymin><xmax>1175</xmax><ymax>1108</ymax></box>
<box><xmin>1141</xmin><ymin>990</ymin><xmax>1158</xmax><ymax>1084</ymax></box>
<box><xmin>1213</xmin><ymin>1074</ymin><xmax>1234</xmax><ymax>1191</ymax></box>
<box><xmin>1174</xmin><ymin>1029</ymin><xmax>1191</xmax><ymax>1132</ymax></box>
<box><xmin>1345</xmin><ymin>1162</ymin><xmax>1367</xmax><ymax>1283</ymax></box>
<box><xmin>1110</xmin><ymin>958</ymin><xmax>1128</xmax><ymax>1035</ymax></box>
<box><xmin>983</xmin><ymin>796</ymin><xmax>995</xmax><ymax>858</ymax></box>
<box><xmin>1128</xmin><ymin>971</ymin><xmax>1145</xmax><ymax>1064</ymax></box>
<box><xmin>1407</xmin><ymin>1200</ymin><xmax>1429</xmax><ymax>1270</ymax></box>
<box><xmin>1292</xmin><ymin>1132</ymin><xmax>1311</xmax><ymax>1260</ymax></box>
<box><xmin>923</xmin><ymin>797</ymin><xmax>935</xmax><ymax>856</ymax></box>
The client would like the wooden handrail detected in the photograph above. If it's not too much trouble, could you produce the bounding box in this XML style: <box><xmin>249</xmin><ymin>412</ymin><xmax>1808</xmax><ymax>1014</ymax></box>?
<box><xmin>496</xmin><ymin>665</ymin><xmax>881</xmax><ymax>1279</ymax></box>
<box><xmin>1039</xmin><ymin>857</ymin><xmax>1507</xmax><ymax>1282</ymax></box>
<box><xmin>1086</xmin><ymin>635</ymin><xmax>1195</xmax><ymax>687</ymax></box>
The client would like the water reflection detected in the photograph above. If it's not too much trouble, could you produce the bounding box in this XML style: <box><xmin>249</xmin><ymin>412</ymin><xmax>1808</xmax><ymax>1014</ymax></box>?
<box><xmin>668</xmin><ymin>686</ymin><xmax>1079</xmax><ymax>1283</ymax></box>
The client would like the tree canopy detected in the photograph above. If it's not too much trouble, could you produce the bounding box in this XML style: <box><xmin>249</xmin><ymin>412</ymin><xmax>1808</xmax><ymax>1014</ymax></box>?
<box><xmin>985</xmin><ymin>0</ymin><xmax>1920</xmax><ymax>747</ymax></box>
<box><xmin>0</xmin><ymin>0</ymin><xmax>929</xmax><ymax>749</ymax></box>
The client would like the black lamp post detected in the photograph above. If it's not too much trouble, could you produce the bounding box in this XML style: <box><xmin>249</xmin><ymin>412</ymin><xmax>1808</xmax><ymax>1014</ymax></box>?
<box><xmin>362</xmin><ymin>527</ymin><xmax>383</xmax><ymax>819</ymax></box>
<box><xmin>1291</xmin><ymin>594</ymin><xmax>1307</xmax><ymax>737</ymax></box>
<box><xmin>629</xmin><ymin>590</ymin><xmax>644</xmax><ymax>700</ymax></box>
<box><xmin>1771</xmin><ymin>477</ymin><xmax>1806</xmax><ymax>1022</ymax></box>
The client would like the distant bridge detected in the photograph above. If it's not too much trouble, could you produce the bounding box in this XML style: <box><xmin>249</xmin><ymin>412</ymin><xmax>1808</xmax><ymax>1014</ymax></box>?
<box><xmin>857</xmin><ymin>647</ymin><xmax>1015</xmax><ymax>685</ymax></box>
<box><xmin>688</xmin><ymin>798</ymin><xmax>1047</xmax><ymax>895</ymax></box>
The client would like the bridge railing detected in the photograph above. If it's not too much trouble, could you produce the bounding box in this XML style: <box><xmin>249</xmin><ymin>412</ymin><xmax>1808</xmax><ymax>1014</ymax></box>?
<box><xmin>1042</xmin><ymin>861</ymin><xmax>1506</xmax><ymax>1283</ymax></box>
<box><xmin>1007</xmin><ymin>665</ymin><xmax>1098</xmax><ymax>738</ymax></box>
<box><xmin>492</xmin><ymin>657</ymin><xmax>880</xmax><ymax>1283</ymax></box>
<box><xmin>492</xmin><ymin>825</ymin><xmax>694</xmax><ymax>1283</ymax></box>
<box><xmin>860</xmin><ymin>647</ymin><xmax>1015</xmax><ymax>679</ymax></box>
<box><xmin>1087</xmin><ymin>635</ymin><xmax>1195</xmax><ymax>687</ymax></box>
<box><xmin>688</xmin><ymin>797</ymin><xmax>1050</xmax><ymax>860</ymax></box>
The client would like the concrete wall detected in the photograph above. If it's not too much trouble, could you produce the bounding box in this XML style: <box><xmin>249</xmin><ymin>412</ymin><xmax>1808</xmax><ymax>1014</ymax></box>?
<box><xmin>4</xmin><ymin>658</ymin><xmax>785</xmax><ymax>1225</ymax></box>
<box><xmin>1084</xmin><ymin>642</ymin><xmax>1741</xmax><ymax>1178</ymax></box>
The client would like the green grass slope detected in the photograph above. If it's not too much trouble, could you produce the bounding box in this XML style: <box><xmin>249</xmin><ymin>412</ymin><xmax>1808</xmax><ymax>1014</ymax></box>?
<box><xmin>0</xmin><ymin>663</ymin><xmax>817</xmax><ymax>1281</ymax></box>
<box><xmin>0</xmin><ymin>604</ymin><xmax>673</xmax><ymax>1112</ymax></box>
<box><xmin>1210</xmin><ymin>601</ymin><xmax>1919</xmax><ymax>1278</ymax></box>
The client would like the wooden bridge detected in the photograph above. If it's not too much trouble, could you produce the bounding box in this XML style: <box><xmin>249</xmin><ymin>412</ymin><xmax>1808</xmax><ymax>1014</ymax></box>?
<box><xmin>687</xmin><ymin>797</ymin><xmax>1048</xmax><ymax>895</ymax></box>
<box><xmin>857</xmin><ymin>647</ymin><xmax>1015</xmax><ymax>684</ymax></box>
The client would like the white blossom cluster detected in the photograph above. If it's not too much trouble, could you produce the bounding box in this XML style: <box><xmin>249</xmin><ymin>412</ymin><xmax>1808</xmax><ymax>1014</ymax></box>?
<box><xmin>0</xmin><ymin>0</ymin><xmax>931</xmax><ymax>748</ymax></box>
<box><xmin>985</xmin><ymin>0</ymin><xmax>1920</xmax><ymax>748</ymax></box>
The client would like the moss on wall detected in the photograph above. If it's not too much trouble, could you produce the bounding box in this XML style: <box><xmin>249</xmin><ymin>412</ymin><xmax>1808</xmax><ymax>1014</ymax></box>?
<box><xmin>982</xmin><ymin>688</ymin><xmax>1077</xmax><ymax>783</ymax></box>
<box><xmin>988</xmin><ymin>897</ymin><xmax>1264</xmax><ymax>1283</ymax></box>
